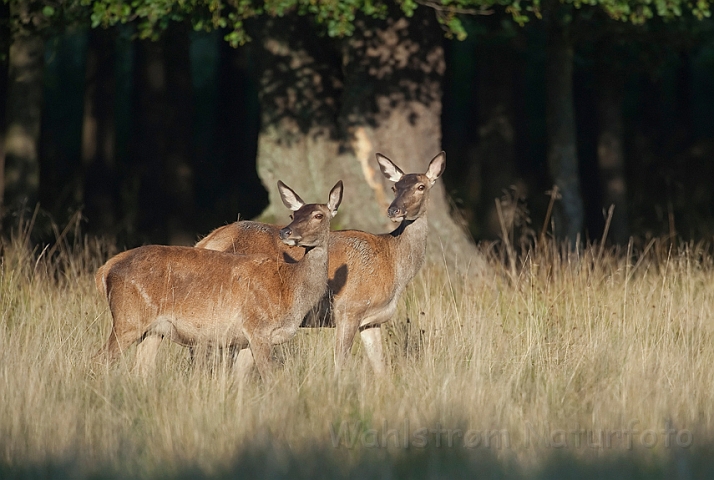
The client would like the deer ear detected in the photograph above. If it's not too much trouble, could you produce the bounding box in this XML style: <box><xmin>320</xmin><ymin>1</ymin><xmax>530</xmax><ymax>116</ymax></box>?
<box><xmin>377</xmin><ymin>153</ymin><xmax>404</xmax><ymax>182</ymax></box>
<box><xmin>327</xmin><ymin>180</ymin><xmax>343</xmax><ymax>216</ymax></box>
<box><xmin>425</xmin><ymin>151</ymin><xmax>446</xmax><ymax>185</ymax></box>
<box><xmin>277</xmin><ymin>181</ymin><xmax>306</xmax><ymax>211</ymax></box>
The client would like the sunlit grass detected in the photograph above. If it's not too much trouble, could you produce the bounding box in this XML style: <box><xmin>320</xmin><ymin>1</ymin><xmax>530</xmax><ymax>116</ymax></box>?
<box><xmin>1</xmin><ymin>223</ymin><xmax>714</xmax><ymax>478</ymax></box>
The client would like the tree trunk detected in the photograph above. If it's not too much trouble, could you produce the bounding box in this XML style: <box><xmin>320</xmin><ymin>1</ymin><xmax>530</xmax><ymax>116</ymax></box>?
<box><xmin>3</xmin><ymin>3</ymin><xmax>44</xmax><ymax>218</ymax></box>
<box><xmin>82</xmin><ymin>27</ymin><xmax>118</xmax><ymax>236</ymax></box>
<box><xmin>471</xmin><ymin>39</ymin><xmax>519</xmax><ymax>240</ymax></box>
<box><xmin>212</xmin><ymin>36</ymin><xmax>264</xmax><ymax>227</ymax></box>
<box><xmin>0</xmin><ymin>2</ymin><xmax>8</xmax><ymax>224</ymax></box>
<box><xmin>130</xmin><ymin>36</ymin><xmax>168</xmax><ymax>244</ymax></box>
<box><xmin>251</xmin><ymin>16</ymin><xmax>353</xmax><ymax>226</ymax></box>
<box><xmin>163</xmin><ymin>22</ymin><xmax>195</xmax><ymax>245</ymax></box>
<box><xmin>545</xmin><ymin>20</ymin><xmax>584</xmax><ymax>245</ymax></box>
<box><xmin>191</xmin><ymin>30</ymin><xmax>221</xmax><ymax>233</ymax></box>
<box><xmin>252</xmin><ymin>8</ymin><xmax>476</xmax><ymax>265</ymax></box>
<box><xmin>130</xmin><ymin>24</ymin><xmax>194</xmax><ymax>245</ymax></box>
<box><xmin>596</xmin><ymin>71</ymin><xmax>629</xmax><ymax>244</ymax></box>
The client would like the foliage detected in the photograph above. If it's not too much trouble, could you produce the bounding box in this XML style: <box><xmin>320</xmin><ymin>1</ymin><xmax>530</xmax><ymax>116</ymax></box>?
<box><xmin>1</xmin><ymin>1</ymin><xmax>91</xmax><ymax>36</ymax></box>
<box><xmin>89</xmin><ymin>0</ymin><xmax>712</xmax><ymax>42</ymax></box>
<box><xmin>2</xmin><ymin>0</ymin><xmax>709</xmax><ymax>47</ymax></box>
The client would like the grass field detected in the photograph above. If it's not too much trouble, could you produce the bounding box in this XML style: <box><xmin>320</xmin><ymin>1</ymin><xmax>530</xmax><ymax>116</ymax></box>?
<box><xmin>1</xmin><ymin>225</ymin><xmax>714</xmax><ymax>479</ymax></box>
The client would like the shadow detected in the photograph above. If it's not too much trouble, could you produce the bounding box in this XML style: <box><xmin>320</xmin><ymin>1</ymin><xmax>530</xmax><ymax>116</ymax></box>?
<box><xmin>247</xmin><ymin>5</ymin><xmax>444</xmax><ymax>144</ymax></box>
<box><xmin>3</xmin><ymin>435</ymin><xmax>714</xmax><ymax>479</ymax></box>
<box><xmin>281</xmin><ymin>251</ymin><xmax>300</xmax><ymax>263</ymax></box>
<box><xmin>246</xmin><ymin>15</ymin><xmax>343</xmax><ymax>145</ymax></box>
<box><xmin>328</xmin><ymin>263</ymin><xmax>348</xmax><ymax>295</ymax></box>
<box><xmin>299</xmin><ymin>264</ymin><xmax>348</xmax><ymax>328</ymax></box>
<box><xmin>338</xmin><ymin>6</ymin><xmax>444</xmax><ymax>133</ymax></box>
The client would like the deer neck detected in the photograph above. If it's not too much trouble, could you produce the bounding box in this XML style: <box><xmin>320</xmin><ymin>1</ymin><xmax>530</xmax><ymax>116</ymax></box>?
<box><xmin>291</xmin><ymin>241</ymin><xmax>330</xmax><ymax>314</ymax></box>
<box><xmin>389</xmin><ymin>212</ymin><xmax>429</xmax><ymax>282</ymax></box>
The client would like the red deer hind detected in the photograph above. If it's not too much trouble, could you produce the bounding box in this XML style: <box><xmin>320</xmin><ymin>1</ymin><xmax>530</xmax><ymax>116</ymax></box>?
<box><xmin>95</xmin><ymin>180</ymin><xmax>344</xmax><ymax>380</ymax></box>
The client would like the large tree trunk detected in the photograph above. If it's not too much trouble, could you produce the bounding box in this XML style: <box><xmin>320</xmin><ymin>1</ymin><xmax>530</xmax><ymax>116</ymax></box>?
<box><xmin>213</xmin><ymin>37</ymin><xmax>264</xmax><ymax>225</ymax></box>
<box><xmin>251</xmin><ymin>16</ymin><xmax>356</xmax><ymax>226</ymax></box>
<box><xmin>3</xmin><ymin>3</ymin><xmax>44</xmax><ymax>219</ymax></box>
<box><xmin>130</xmin><ymin>36</ymin><xmax>167</xmax><ymax>244</ymax></box>
<box><xmin>129</xmin><ymin>23</ymin><xmax>194</xmax><ymax>245</ymax></box>
<box><xmin>82</xmin><ymin>27</ymin><xmax>118</xmax><ymax>236</ymax></box>
<box><xmin>596</xmin><ymin>71</ymin><xmax>629</xmax><ymax>244</ymax></box>
<box><xmin>163</xmin><ymin>22</ymin><xmax>195</xmax><ymax>245</ymax></box>
<box><xmin>471</xmin><ymin>38</ymin><xmax>519</xmax><ymax>240</ymax></box>
<box><xmin>253</xmin><ymin>8</ymin><xmax>476</xmax><ymax>264</ymax></box>
<box><xmin>190</xmin><ymin>32</ymin><xmax>264</xmax><ymax>236</ymax></box>
<box><xmin>0</xmin><ymin>2</ymin><xmax>8</xmax><ymax>224</ymax></box>
<box><xmin>545</xmin><ymin>19</ymin><xmax>584</xmax><ymax>245</ymax></box>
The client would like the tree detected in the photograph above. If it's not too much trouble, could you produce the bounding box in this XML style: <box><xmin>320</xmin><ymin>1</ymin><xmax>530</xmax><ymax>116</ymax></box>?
<box><xmin>128</xmin><ymin>21</ymin><xmax>196</xmax><ymax>245</ymax></box>
<box><xmin>0</xmin><ymin>2</ymin><xmax>9</xmax><ymax>224</ymax></box>
<box><xmin>544</xmin><ymin>7</ymin><xmax>584</xmax><ymax>244</ymax></box>
<box><xmin>246</xmin><ymin>6</ymin><xmax>476</xmax><ymax>260</ymax></box>
<box><xmin>3</xmin><ymin>1</ymin><xmax>46</xmax><ymax>219</ymax></box>
<box><xmin>337</xmin><ymin>7</ymin><xmax>475</xmax><ymax>260</ymax></box>
<box><xmin>450</xmin><ymin>18</ymin><xmax>524</xmax><ymax>240</ymax></box>
<box><xmin>82</xmin><ymin>26</ymin><xmax>119</xmax><ymax>237</ymax></box>
<box><xmin>595</xmin><ymin>66</ymin><xmax>629</xmax><ymax>243</ymax></box>
<box><xmin>2</xmin><ymin>1</ymin><xmax>91</xmax><ymax>228</ymax></box>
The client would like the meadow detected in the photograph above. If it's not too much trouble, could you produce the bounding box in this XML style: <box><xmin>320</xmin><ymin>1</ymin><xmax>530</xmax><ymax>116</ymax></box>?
<box><xmin>1</xmin><ymin>221</ymin><xmax>714</xmax><ymax>479</ymax></box>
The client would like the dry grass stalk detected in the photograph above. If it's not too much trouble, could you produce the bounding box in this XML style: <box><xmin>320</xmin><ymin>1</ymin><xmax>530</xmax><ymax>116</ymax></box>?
<box><xmin>0</xmin><ymin>221</ymin><xmax>713</xmax><ymax>476</ymax></box>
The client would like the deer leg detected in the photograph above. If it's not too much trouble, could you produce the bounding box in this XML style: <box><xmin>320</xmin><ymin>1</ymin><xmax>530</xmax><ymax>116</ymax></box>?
<box><xmin>232</xmin><ymin>347</ymin><xmax>256</xmax><ymax>381</ymax></box>
<box><xmin>248</xmin><ymin>338</ymin><xmax>274</xmax><ymax>382</ymax></box>
<box><xmin>94</xmin><ymin>329</ymin><xmax>122</xmax><ymax>365</ymax></box>
<box><xmin>333</xmin><ymin>311</ymin><xmax>359</xmax><ymax>373</ymax></box>
<box><xmin>94</xmin><ymin>321</ymin><xmax>140</xmax><ymax>365</ymax></box>
<box><xmin>132</xmin><ymin>334</ymin><xmax>163</xmax><ymax>376</ymax></box>
<box><xmin>359</xmin><ymin>325</ymin><xmax>387</xmax><ymax>375</ymax></box>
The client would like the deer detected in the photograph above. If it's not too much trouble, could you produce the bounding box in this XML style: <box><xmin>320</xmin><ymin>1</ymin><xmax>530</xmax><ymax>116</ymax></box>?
<box><xmin>94</xmin><ymin>180</ymin><xmax>343</xmax><ymax>380</ymax></box>
<box><xmin>195</xmin><ymin>152</ymin><xmax>446</xmax><ymax>375</ymax></box>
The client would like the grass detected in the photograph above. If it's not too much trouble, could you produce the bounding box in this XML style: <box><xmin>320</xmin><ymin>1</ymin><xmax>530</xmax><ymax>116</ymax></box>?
<box><xmin>1</xmin><ymin>222</ymin><xmax>714</xmax><ymax>478</ymax></box>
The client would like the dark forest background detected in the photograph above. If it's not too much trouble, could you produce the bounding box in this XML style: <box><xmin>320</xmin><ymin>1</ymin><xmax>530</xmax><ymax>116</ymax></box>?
<box><xmin>2</xmin><ymin>2</ymin><xmax>714</xmax><ymax>251</ymax></box>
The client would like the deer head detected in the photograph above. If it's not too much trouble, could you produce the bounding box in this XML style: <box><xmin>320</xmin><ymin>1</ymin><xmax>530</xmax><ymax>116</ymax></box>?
<box><xmin>278</xmin><ymin>180</ymin><xmax>343</xmax><ymax>247</ymax></box>
<box><xmin>377</xmin><ymin>152</ymin><xmax>446</xmax><ymax>223</ymax></box>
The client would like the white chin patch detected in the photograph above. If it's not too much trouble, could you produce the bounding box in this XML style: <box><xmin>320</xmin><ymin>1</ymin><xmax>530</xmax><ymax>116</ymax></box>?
<box><xmin>390</xmin><ymin>215</ymin><xmax>405</xmax><ymax>223</ymax></box>
<box><xmin>283</xmin><ymin>239</ymin><xmax>298</xmax><ymax>246</ymax></box>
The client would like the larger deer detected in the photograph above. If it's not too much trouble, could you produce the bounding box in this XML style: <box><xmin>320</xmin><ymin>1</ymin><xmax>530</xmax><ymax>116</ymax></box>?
<box><xmin>95</xmin><ymin>180</ymin><xmax>343</xmax><ymax>380</ymax></box>
<box><xmin>196</xmin><ymin>152</ymin><xmax>446</xmax><ymax>375</ymax></box>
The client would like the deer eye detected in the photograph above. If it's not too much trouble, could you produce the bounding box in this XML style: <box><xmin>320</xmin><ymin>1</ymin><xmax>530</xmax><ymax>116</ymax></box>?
<box><xmin>417</xmin><ymin>184</ymin><xmax>426</xmax><ymax>191</ymax></box>
<box><xmin>315</xmin><ymin>213</ymin><xmax>324</xmax><ymax>220</ymax></box>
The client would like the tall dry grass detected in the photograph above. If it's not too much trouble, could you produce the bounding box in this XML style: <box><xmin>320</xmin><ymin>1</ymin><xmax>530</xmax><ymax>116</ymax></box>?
<box><xmin>1</xmin><ymin>219</ymin><xmax>714</xmax><ymax>478</ymax></box>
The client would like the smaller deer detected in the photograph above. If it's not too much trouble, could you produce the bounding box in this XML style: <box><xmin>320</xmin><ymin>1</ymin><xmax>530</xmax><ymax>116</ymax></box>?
<box><xmin>94</xmin><ymin>180</ymin><xmax>343</xmax><ymax>380</ymax></box>
<box><xmin>197</xmin><ymin>152</ymin><xmax>446</xmax><ymax>375</ymax></box>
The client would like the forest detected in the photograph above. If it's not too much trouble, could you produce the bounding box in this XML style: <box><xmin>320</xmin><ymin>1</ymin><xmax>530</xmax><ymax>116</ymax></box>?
<box><xmin>2</xmin><ymin>0</ymin><xmax>714</xmax><ymax>253</ymax></box>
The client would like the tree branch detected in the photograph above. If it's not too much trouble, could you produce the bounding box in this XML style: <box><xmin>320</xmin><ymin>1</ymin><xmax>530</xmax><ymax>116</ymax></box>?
<box><xmin>416</xmin><ymin>1</ymin><xmax>494</xmax><ymax>15</ymax></box>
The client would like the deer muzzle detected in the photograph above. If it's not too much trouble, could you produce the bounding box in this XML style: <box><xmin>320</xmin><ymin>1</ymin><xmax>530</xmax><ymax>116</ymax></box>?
<box><xmin>387</xmin><ymin>205</ymin><xmax>406</xmax><ymax>222</ymax></box>
<box><xmin>279</xmin><ymin>226</ymin><xmax>300</xmax><ymax>246</ymax></box>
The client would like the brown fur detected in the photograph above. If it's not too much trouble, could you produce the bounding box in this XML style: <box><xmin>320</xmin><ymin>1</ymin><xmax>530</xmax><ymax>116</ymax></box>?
<box><xmin>95</xmin><ymin>181</ymin><xmax>343</xmax><ymax>380</ymax></box>
<box><xmin>196</xmin><ymin>152</ymin><xmax>446</xmax><ymax>374</ymax></box>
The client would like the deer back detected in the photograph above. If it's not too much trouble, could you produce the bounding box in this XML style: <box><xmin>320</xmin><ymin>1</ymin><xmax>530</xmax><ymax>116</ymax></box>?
<box><xmin>99</xmin><ymin>246</ymin><xmax>314</xmax><ymax>340</ymax></box>
<box><xmin>196</xmin><ymin>221</ymin><xmax>304</xmax><ymax>263</ymax></box>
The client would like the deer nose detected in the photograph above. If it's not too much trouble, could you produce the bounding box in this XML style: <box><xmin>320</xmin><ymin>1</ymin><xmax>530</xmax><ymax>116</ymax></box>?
<box><xmin>279</xmin><ymin>227</ymin><xmax>292</xmax><ymax>240</ymax></box>
<box><xmin>388</xmin><ymin>206</ymin><xmax>404</xmax><ymax>218</ymax></box>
